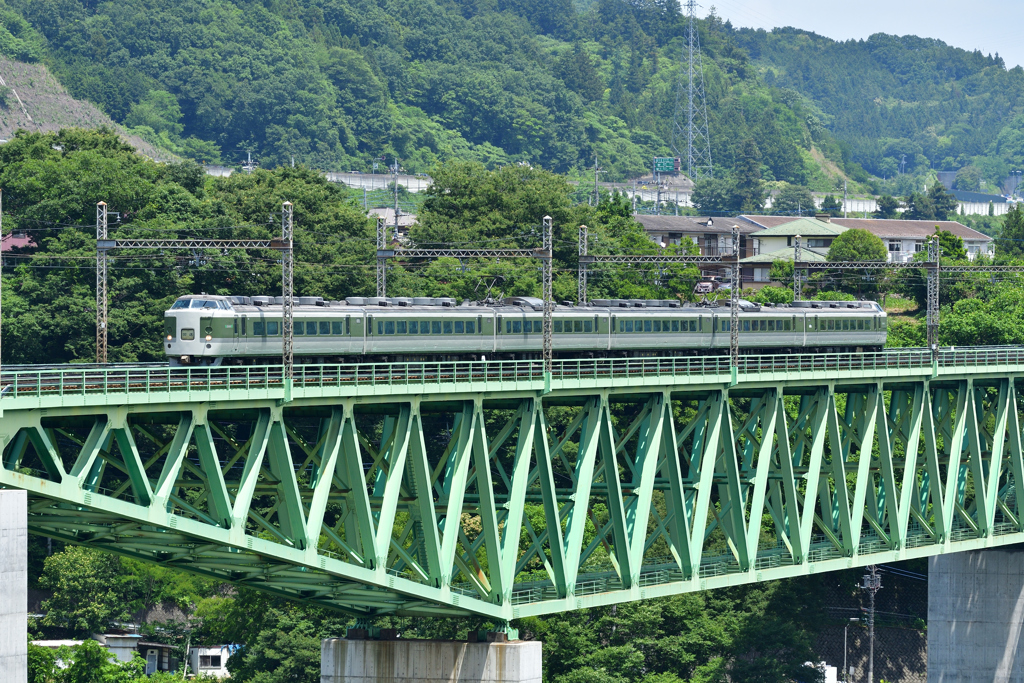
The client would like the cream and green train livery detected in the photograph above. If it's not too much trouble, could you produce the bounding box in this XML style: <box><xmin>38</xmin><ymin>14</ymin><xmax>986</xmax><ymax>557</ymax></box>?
<box><xmin>163</xmin><ymin>294</ymin><xmax>887</xmax><ymax>366</ymax></box>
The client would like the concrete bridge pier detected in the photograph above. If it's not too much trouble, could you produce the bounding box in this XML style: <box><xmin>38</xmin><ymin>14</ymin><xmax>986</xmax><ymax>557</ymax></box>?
<box><xmin>929</xmin><ymin>549</ymin><xmax>1024</xmax><ymax>682</ymax></box>
<box><xmin>321</xmin><ymin>635</ymin><xmax>542</xmax><ymax>683</ymax></box>
<box><xmin>0</xmin><ymin>489</ymin><xmax>27</xmax><ymax>682</ymax></box>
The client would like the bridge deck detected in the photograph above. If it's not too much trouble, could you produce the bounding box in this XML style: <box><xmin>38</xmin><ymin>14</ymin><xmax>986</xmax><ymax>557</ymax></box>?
<box><xmin>2</xmin><ymin>349</ymin><xmax>1023</xmax><ymax>619</ymax></box>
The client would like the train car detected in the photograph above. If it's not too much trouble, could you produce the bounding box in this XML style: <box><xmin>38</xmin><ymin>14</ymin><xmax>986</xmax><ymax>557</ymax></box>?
<box><xmin>162</xmin><ymin>294</ymin><xmax>887</xmax><ymax>366</ymax></box>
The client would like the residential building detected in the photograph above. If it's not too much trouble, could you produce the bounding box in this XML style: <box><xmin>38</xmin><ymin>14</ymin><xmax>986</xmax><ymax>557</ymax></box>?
<box><xmin>32</xmin><ymin>635</ymin><xmax>178</xmax><ymax>675</ymax></box>
<box><xmin>634</xmin><ymin>215</ymin><xmax>761</xmax><ymax>287</ymax></box>
<box><xmin>188</xmin><ymin>645</ymin><xmax>239</xmax><ymax>678</ymax></box>
<box><xmin>368</xmin><ymin>207</ymin><xmax>416</xmax><ymax>242</ymax></box>
<box><xmin>739</xmin><ymin>246</ymin><xmax>829</xmax><ymax>284</ymax></box>
<box><xmin>737</xmin><ymin>215</ymin><xmax>994</xmax><ymax>262</ymax></box>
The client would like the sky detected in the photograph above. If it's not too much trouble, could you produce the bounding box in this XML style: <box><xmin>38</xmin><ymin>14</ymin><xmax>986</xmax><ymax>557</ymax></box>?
<box><xmin>706</xmin><ymin>0</ymin><xmax>1024</xmax><ymax>69</ymax></box>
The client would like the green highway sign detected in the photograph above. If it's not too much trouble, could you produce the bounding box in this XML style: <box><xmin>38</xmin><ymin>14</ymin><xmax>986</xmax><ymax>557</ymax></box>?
<box><xmin>653</xmin><ymin>157</ymin><xmax>678</xmax><ymax>173</ymax></box>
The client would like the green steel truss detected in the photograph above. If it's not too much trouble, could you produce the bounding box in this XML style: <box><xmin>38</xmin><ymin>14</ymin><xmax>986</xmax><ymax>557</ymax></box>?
<box><xmin>4</xmin><ymin>352</ymin><xmax>1024</xmax><ymax>619</ymax></box>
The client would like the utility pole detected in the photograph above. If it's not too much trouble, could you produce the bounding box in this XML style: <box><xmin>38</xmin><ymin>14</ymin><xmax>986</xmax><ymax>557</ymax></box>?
<box><xmin>542</xmin><ymin>216</ymin><xmax>553</xmax><ymax>389</ymax></box>
<box><xmin>393</xmin><ymin>158</ymin><xmax>400</xmax><ymax>240</ymax></box>
<box><xmin>376</xmin><ymin>216</ymin><xmax>387</xmax><ymax>297</ymax></box>
<box><xmin>844</xmin><ymin>618</ymin><xmax>860</xmax><ymax>682</ymax></box>
<box><xmin>729</xmin><ymin>225</ymin><xmax>739</xmax><ymax>383</ymax></box>
<box><xmin>927</xmin><ymin>236</ymin><xmax>940</xmax><ymax>368</ymax></box>
<box><xmin>281</xmin><ymin>202</ymin><xmax>294</xmax><ymax>402</ymax></box>
<box><xmin>96</xmin><ymin>201</ymin><xmax>108</xmax><ymax>364</ymax></box>
<box><xmin>593</xmin><ymin>155</ymin><xmax>601</xmax><ymax>207</ymax></box>
<box><xmin>793</xmin><ymin>234</ymin><xmax>802</xmax><ymax>301</ymax></box>
<box><xmin>862</xmin><ymin>566</ymin><xmax>882</xmax><ymax>683</ymax></box>
<box><xmin>578</xmin><ymin>224</ymin><xmax>588</xmax><ymax>305</ymax></box>
<box><xmin>844</xmin><ymin>179</ymin><xmax>848</xmax><ymax>218</ymax></box>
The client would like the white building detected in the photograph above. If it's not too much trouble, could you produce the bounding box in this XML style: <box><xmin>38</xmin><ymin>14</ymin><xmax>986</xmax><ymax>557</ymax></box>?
<box><xmin>189</xmin><ymin>645</ymin><xmax>239</xmax><ymax>678</ymax></box>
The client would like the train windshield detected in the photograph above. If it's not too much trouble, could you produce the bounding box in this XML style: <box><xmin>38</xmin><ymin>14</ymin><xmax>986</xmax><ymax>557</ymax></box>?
<box><xmin>171</xmin><ymin>299</ymin><xmax>230</xmax><ymax>310</ymax></box>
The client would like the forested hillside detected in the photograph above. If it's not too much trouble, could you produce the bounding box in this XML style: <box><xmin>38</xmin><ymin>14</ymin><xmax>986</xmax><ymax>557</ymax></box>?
<box><xmin>0</xmin><ymin>0</ymin><xmax>854</xmax><ymax>185</ymax></box>
<box><xmin>735</xmin><ymin>28</ymin><xmax>1024</xmax><ymax>191</ymax></box>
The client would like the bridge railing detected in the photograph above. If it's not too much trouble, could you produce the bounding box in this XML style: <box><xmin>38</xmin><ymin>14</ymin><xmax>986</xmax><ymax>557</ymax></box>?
<box><xmin>1</xmin><ymin>348</ymin><xmax>1023</xmax><ymax>399</ymax></box>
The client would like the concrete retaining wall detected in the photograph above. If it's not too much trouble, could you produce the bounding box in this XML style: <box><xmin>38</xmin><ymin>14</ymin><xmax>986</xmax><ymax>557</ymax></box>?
<box><xmin>321</xmin><ymin>638</ymin><xmax>542</xmax><ymax>683</ymax></box>
<box><xmin>929</xmin><ymin>549</ymin><xmax>1024</xmax><ymax>683</ymax></box>
<box><xmin>0</xmin><ymin>490</ymin><xmax>27</xmax><ymax>682</ymax></box>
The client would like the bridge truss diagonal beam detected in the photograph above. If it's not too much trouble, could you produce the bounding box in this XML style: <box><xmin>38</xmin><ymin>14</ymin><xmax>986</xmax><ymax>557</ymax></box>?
<box><xmin>4</xmin><ymin>365</ymin><xmax>1024</xmax><ymax>619</ymax></box>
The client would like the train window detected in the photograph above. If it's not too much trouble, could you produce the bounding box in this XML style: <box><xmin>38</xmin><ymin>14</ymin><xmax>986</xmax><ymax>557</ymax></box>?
<box><xmin>635</xmin><ymin>321</ymin><xmax>643</xmax><ymax>333</ymax></box>
<box><xmin>181</xmin><ymin>328</ymin><xmax>196</xmax><ymax>340</ymax></box>
<box><xmin>251</xmin><ymin>323</ymin><xmax>263</xmax><ymax>336</ymax></box>
<box><xmin>857</xmin><ymin>320</ymin><xmax>864</xmax><ymax>330</ymax></box>
<box><xmin>554</xmin><ymin>321</ymin><xmax>562</xmax><ymax>333</ymax></box>
<box><xmin>584</xmin><ymin>320</ymin><xmax>593</xmax><ymax>333</ymax></box>
<box><xmin>267</xmin><ymin>322</ymin><xmax>280</xmax><ymax>335</ymax></box>
<box><xmin>671</xmin><ymin>320</ymin><xmax>679</xmax><ymax>332</ymax></box>
<box><xmin>512</xmin><ymin>320</ymin><xmax>522</xmax><ymax>334</ymax></box>
<box><xmin>190</xmin><ymin>299</ymin><xmax>220</xmax><ymax>309</ymax></box>
<box><xmin>743</xmin><ymin>320</ymin><xmax>750</xmax><ymax>332</ymax></box>
<box><xmin>397</xmin><ymin>321</ymin><xmax>407</xmax><ymax>334</ymax></box>
<box><xmin>432</xmin><ymin>321</ymin><xmax>441</xmax><ymax>334</ymax></box>
<box><xmin>332</xmin><ymin>321</ymin><xmax>344</xmax><ymax>335</ymax></box>
<box><xmin>843</xmin><ymin>320</ymin><xmax>850</xmax><ymax>331</ymax></box>
<box><xmin>383</xmin><ymin>321</ymin><xmax>394</xmax><ymax>335</ymax></box>
<box><xmin>467</xmin><ymin>321</ymin><xmax>476</xmax><ymax>333</ymax></box>
<box><xmin>722</xmin><ymin>320</ymin><xmax>730</xmax><ymax>332</ymax></box>
<box><xmin>296</xmin><ymin>323</ymin><xmax>305</xmax><ymax>336</ymax></box>
<box><xmin>171</xmin><ymin>300</ymin><xmax>190</xmax><ymax>309</ymax></box>
<box><xmin>784</xmin><ymin>320</ymin><xmax>791</xmax><ymax>331</ymax></box>
<box><xmin>442</xmin><ymin>321</ymin><xmax>452</xmax><ymax>334</ymax></box>
<box><xmin>305</xmin><ymin>322</ymin><xmax>316</xmax><ymax>335</ymax></box>
<box><xmin>768</xmin><ymin>320</ymin><xmax>775</xmax><ymax>332</ymax></box>
<box><xmin>653</xmin><ymin>320</ymin><xmax>661</xmax><ymax>332</ymax></box>
<box><xmin>409</xmin><ymin>321</ymin><xmax>418</xmax><ymax>334</ymax></box>
<box><xmin>623</xmin><ymin>320</ymin><xmax>632</xmax><ymax>332</ymax></box>
<box><xmin>574</xmin><ymin>320</ymin><xmax>583</xmax><ymax>333</ymax></box>
<box><xmin>455</xmin><ymin>321</ymin><xmax>464</xmax><ymax>334</ymax></box>
<box><xmin>642</xmin><ymin>320</ymin><xmax>650</xmax><ymax>332</ymax></box>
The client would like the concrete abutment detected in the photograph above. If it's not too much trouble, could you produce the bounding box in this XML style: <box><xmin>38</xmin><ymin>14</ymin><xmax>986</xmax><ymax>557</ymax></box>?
<box><xmin>321</xmin><ymin>637</ymin><xmax>542</xmax><ymax>683</ymax></box>
<box><xmin>0</xmin><ymin>489</ymin><xmax>27</xmax><ymax>682</ymax></box>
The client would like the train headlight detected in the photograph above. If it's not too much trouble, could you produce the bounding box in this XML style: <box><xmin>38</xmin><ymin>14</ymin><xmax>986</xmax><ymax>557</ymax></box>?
<box><xmin>205</xmin><ymin>335</ymin><xmax>212</xmax><ymax>342</ymax></box>
<box><xmin>166</xmin><ymin>335</ymin><xmax>172</xmax><ymax>341</ymax></box>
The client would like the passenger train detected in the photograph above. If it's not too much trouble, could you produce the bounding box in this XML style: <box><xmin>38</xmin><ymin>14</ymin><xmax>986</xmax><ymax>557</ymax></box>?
<box><xmin>163</xmin><ymin>294</ymin><xmax>888</xmax><ymax>366</ymax></box>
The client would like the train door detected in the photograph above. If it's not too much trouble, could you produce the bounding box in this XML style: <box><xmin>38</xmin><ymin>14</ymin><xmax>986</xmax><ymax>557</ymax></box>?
<box><xmin>232</xmin><ymin>316</ymin><xmax>241</xmax><ymax>353</ymax></box>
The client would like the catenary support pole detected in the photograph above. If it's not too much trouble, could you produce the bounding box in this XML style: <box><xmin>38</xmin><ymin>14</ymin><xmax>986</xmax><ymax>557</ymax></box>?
<box><xmin>578</xmin><ymin>224</ymin><xmax>588</xmax><ymax>305</ymax></box>
<box><xmin>282</xmin><ymin>202</ymin><xmax>294</xmax><ymax>402</ymax></box>
<box><xmin>793</xmin><ymin>234</ymin><xmax>802</xmax><ymax>301</ymax></box>
<box><xmin>376</xmin><ymin>216</ymin><xmax>387</xmax><ymax>298</ymax></box>
<box><xmin>729</xmin><ymin>225</ymin><xmax>739</xmax><ymax>383</ymax></box>
<box><xmin>542</xmin><ymin>216</ymin><xmax>553</xmax><ymax>391</ymax></box>
<box><xmin>96</xmin><ymin>201</ymin><xmax>108</xmax><ymax>364</ymax></box>
<box><xmin>927</xmin><ymin>236</ymin><xmax>939</xmax><ymax>368</ymax></box>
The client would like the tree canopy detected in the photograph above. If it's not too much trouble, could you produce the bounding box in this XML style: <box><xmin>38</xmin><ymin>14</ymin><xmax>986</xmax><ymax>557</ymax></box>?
<box><xmin>827</xmin><ymin>229</ymin><xmax>888</xmax><ymax>262</ymax></box>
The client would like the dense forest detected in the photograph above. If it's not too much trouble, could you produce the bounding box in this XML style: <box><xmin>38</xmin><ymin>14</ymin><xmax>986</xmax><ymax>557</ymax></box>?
<box><xmin>0</xmin><ymin>0</ymin><xmax>1017</xmax><ymax>192</ymax></box>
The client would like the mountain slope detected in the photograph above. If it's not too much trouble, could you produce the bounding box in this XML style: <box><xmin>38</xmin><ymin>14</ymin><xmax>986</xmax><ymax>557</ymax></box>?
<box><xmin>0</xmin><ymin>56</ymin><xmax>175</xmax><ymax>160</ymax></box>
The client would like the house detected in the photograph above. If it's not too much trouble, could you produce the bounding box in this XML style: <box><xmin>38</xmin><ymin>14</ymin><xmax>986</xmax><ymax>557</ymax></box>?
<box><xmin>32</xmin><ymin>635</ymin><xmax>178</xmax><ymax>675</ymax></box>
<box><xmin>736</xmin><ymin>216</ymin><xmax>845</xmax><ymax>256</ymax></box>
<box><xmin>635</xmin><ymin>215</ymin><xmax>760</xmax><ymax>257</ymax></box>
<box><xmin>826</xmin><ymin>217</ymin><xmax>994</xmax><ymax>262</ymax></box>
<box><xmin>188</xmin><ymin>645</ymin><xmax>239</xmax><ymax>678</ymax></box>
<box><xmin>368</xmin><ymin>207</ymin><xmax>417</xmax><ymax>242</ymax></box>
<box><xmin>739</xmin><ymin>246</ymin><xmax>829</xmax><ymax>284</ymax></box>
<box><xmin>634</xmin><ymin>215</ymin><xmax>762</xmax><ymax>287</ymax></box>
<box><xmin>737</xmin><ymin>215</ymin><xmax>994</xmax><ymax>262</ymax></box>
<box><xmin>950</xmin><ymin>190</ymin><xmax>1010</xmax><ymax>217</ymax></box>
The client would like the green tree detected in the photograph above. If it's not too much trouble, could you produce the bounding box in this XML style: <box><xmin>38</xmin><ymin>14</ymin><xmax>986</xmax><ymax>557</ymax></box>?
<box><xmin>40</xmin><ymin>547</ymin><xmax>144</xmax><ymax>636</ymax></box>
<box><xmin>905</xmin><ymin>184</ymin><xmax>958</xmax><ymax>221</ymax></box>
<box><xmin>771</xmin><ymin>183</ymin><xmax>814</xmax><ymax>216</ymax></box>
<box><xmin>556</xmin><ymin>43</ymin><xmax>605</xmax><ymax>102</ymax></box>
<box><xmin>874</xmin><ymin>195</ymin><xmax>901</xmax><ymax>219</ymax></box>
<box><xmin>819</xmin><ymin>194</ymin><xmax>843</xmax><ymax>216</ymax></box>
<box><xmin>731</xmin><ymin>139</ymin><xmax>768</xmax><ymax>213</ymax></box>
<box><xmin>935</xmin><ymin>229</ymin><xmax>967</xmax><ymax>260</ymax></box>
<box><xmin>954</xmin><ymin>165</ymin><xmax>982</xmax><ymax>192</ymax></box>
<box><xmin>691</xmin><ymin>178</ymin><xmax>735</xmax><ymax>214</ymax></box>
<box><xmin>827</xmin><ymin>228</ymin><xmax>888</xmax><ymax>262</ymax></box>
<box><xmin>997</xmin><ymin>203</ymin><xmax>1024</xmax><ymax>256</ymax></box>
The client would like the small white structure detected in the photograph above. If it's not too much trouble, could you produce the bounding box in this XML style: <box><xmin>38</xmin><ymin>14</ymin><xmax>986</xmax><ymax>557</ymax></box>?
<box><xmin>189</xmin><ymin>645</ymin><xmax>237</xmax><ymax>678</ymax></box>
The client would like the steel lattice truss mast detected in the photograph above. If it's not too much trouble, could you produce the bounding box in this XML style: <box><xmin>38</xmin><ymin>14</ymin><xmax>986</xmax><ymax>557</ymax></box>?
<box><xmin>4</xmin><ymin>360</ymin><xmax>1024</xmax><ymax>618</ymax></box>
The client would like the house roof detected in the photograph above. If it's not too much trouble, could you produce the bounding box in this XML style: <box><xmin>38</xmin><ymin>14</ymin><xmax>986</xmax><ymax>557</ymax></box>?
<box><xmin>634</xmin><ymin>215</ymin><xmax>758</xmax><ymax>235</ymax></box>
<box><xmin>827</xmin><ymin>218</ymin><xmax>992</xmax><ymax>241</ymax></box>
<box><xmin>735</xmin><ymin>215</ymin><xmax>806</xmax><ymax>229</ymax></box>
<box><xmin>739</xmin><ymin>247</ymin><xmax>829</xmax><ymax>264</ymax></box>
<box><xmin>746</xmin><ymin>217</ymin><xmax>846</xmax><ymax>238</ymax></box>
<box><xmin>951</xmin><ymin>190</ymin><xmax>1006</xmax><ymax>204</ymax></box>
